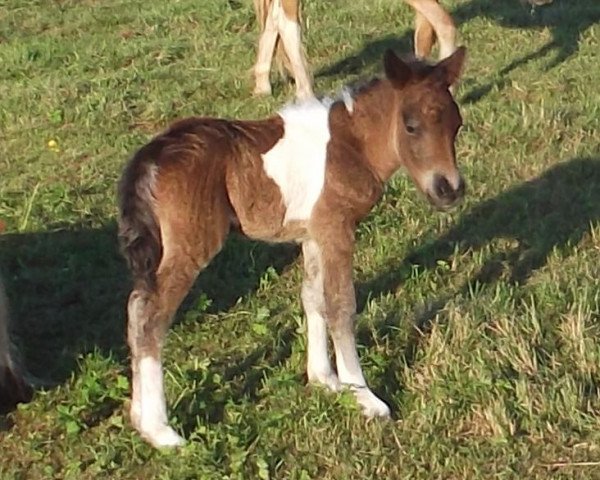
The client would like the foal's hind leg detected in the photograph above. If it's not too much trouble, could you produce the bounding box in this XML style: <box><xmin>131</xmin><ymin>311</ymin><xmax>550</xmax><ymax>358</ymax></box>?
<box><xmin>128</xmin><ymin>258</ymin><xmax>200</xmax><ymax>447</ymax></box>
<box><xmin>129</xmin><ymin>222</ymin><xmax>229</xmax><ymax>447</ymax></box>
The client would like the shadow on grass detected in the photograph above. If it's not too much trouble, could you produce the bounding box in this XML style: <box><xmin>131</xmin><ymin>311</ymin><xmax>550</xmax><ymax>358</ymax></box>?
<box><xmin>458</xmin><ymin>0</ymin><xmax>600</xmax><ymax>104</ymax></box>
<box><xmin>316</xmin><ymin>33</ymin><xmax>413</xmax><ymax>79</ymax></box>
<box><xmin>5</xmin><ymin>157</ymin><xmax>599</xmax><ymax>424</ymax></box>
<box><xmin>0</xmin><ymin>224</ymin><xmax>298</xmax><ymax>414</ymax></box>
<box><xmin>316</xmin><ymin>0</ymin><xmax>598</xmax><ymax>103</ymax></box>
<box><xmin>357</xmin><ymin>156</ymin><xmax>600</xmax><ymax>404</ymax></box>
<box><xmin>171</xmin><ymin>318</ymin><xmax>299</xmax><ymax>436</ymax></box>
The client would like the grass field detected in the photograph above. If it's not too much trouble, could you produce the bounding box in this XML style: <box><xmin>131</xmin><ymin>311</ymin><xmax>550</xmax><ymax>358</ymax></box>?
<box><xmin>1</xmin><ymin>0</ymin><xmax>599</xmax><ymax>478</ymax></box>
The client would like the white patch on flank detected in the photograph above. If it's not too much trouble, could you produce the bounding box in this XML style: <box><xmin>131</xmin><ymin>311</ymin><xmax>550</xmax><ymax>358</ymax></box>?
<box><xmin>262</xmin><ymin>98</ymin><xmax>331</xmax><ymax>222</ymax></box>
<box><xmin>138</xmin><ymin>356</ymin><xmax>184</xmax><ymax>447</ymax></box>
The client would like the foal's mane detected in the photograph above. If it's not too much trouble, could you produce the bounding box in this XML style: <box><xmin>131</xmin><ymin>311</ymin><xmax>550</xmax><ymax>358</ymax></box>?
<box><xmin>324</xmin><ymin>55</ymin><xmax>438</xmax><ymax>109</ymax></box>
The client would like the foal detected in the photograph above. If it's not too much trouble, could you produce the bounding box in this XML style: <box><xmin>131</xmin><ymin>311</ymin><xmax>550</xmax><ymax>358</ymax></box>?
<box><xmin>253</xmin><ymin>0</ymin><xmax>456</xmax><ymax>99</ymax></box>
<box><xmin>119</xmin><ymin>47</ymin><xmax>467</xmax><ymax>447</ymax></box>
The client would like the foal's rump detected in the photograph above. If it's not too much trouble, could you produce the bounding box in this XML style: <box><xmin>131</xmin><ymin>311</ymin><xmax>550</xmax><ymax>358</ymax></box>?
<box><xmin>118</xmin><ymin>116</ymin><xmax>288</xmax><ymax>289</ymax></box>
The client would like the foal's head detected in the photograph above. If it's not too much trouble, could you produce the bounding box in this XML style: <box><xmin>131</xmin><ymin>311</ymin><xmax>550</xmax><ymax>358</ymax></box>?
<box><xmin>384</xmin><ymin>47</ymin><xmax>467</xmax><ymax>210</ymax></box>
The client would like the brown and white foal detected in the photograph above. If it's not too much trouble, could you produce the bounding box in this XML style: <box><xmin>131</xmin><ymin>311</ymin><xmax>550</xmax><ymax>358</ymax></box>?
<box><xmin>119</xmin><ymin>47</ymin><xmax>467</xmax><ymax>447</ymax></box>
<box><xmin>253</xmin><ymin>0</ymin><xmax>457</xmax><ymax>100</ymax></box>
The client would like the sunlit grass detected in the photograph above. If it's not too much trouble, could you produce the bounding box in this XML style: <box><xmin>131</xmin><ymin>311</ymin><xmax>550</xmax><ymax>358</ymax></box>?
<box><xmin>1</xmin><ymin>0</ymin><xmax>599</xmax><ymax>478</ymax></box>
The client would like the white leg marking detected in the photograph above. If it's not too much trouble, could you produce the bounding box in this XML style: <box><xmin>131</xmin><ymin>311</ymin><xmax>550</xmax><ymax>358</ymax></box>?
<box><xmin>138</xmin><ymin>356</ymin><xmax>185</xmax><ymax>448</ymax></box>
<box><xmin>333</xmin><ymin>334</ymin><xmax>390</xmax><ymax>418</ymax></box>
<box><xmin>254</xmin><ymin>0</ymin><xmax>279</xmax><ymax>96</ymax></box>
<box><xmin>277</xmin><ymin>8</ymin><xmax>313</xmax><ymax>100</ymax></box>
<box><xmin>306</xmin><ymin>311</ymin><xmax>341</xmax><ymax>391</ymax></box>
<box><xmin>302</xmin><ymin>240</ymin><xmax>340</xmax><ymax>391</ymax></box>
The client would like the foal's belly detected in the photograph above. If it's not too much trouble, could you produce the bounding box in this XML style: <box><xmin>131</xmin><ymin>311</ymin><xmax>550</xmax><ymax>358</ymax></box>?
<box><xmin>225</xmin><ymin>150</ymin><xmax>313</xmax><ymax>244</ymax></box>
<box><xmin>233</xmin><ymin>213</ymin><xmax>309</xmax><ymax>244</ymax></box>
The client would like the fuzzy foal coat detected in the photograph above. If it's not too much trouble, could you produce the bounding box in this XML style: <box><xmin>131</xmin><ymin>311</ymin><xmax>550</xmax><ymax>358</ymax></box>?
<box><xmin>119</xmin><ymin>48</ymin><xmax>466</xmax><ymax>448</ymax></box>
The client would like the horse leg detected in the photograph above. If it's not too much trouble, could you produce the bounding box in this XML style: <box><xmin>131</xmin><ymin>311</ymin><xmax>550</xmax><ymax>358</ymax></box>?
<box><xmin>414</xmin><ymin>10</ymin><xmax>436</xmax><ymax>58</ymax></box>
<box><xmin>277</xmin><ymin>0</ymin><xmax>314</xmax><ymax>100</ymax></box>
<box><xmin>254</xmin><ymin>0</ymin><xmax>279</xmax><ymax>96</ymax></box>
<box><xmin>128</xmin><ymin>218</ymin><xmax>229</xmax><ymax>448</ymax></box>
<box><xmin>301</xmin><ymin>239</ymin><xmax>340</xmax><ymax>391</ymax></box>
<box><xmin>406</xmin><ymin>0</ymin><xmax>456</xmax><ymax>59</ymax></box>
<box><xmin>314</xmin><ymin>234</ymin><xmax>390</xmax><ymax>417</ymax></box>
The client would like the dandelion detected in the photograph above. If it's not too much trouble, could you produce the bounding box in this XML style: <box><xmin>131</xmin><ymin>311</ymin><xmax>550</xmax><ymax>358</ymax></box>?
<box><xmin>47</xmin><ymin>139</ymin><xmax>59</xmax><ymax>152</ymax></box>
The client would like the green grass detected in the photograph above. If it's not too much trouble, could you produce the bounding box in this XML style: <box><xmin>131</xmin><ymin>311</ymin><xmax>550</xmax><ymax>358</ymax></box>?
<box><xmin>1</xmin><ymin>0</ymin><xmax>600</xmax><ymax>478</ymax></box>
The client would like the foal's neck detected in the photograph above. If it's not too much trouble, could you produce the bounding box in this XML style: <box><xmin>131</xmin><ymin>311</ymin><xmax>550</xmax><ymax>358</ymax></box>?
<box><xmin>347</xmin><ymin>79</ymin><xmax>401</xmax><ymax>183</ymax></box>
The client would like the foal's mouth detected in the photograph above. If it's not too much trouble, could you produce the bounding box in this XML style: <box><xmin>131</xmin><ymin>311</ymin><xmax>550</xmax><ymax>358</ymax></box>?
<box><xmin>426</xmin><ymin>193</ymin><xmax>464</xmax><ymax>212</ymax></box>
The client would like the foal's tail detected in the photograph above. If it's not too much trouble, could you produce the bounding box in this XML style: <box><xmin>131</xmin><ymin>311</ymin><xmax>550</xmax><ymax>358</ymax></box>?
<box><xmin>118</xmin><ymin>150</ymin><xmax>162</xmax><ymax>293</ymax></box>
<box><xmin>253</xmin><ymin>0</ymin><xmax>294</xmax><ymax>77</ymax></box>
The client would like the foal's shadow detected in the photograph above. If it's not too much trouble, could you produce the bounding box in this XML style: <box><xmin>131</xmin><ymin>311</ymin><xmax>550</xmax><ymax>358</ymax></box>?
<box><xmin>0</xmin><ymin>224</ymin><xmax>298</xmax><ymax>415</ymax></box>
<box><xmin>357</xmin><ymin>156</ymin><xmax>600</xmax><ymax>402</ymax></box>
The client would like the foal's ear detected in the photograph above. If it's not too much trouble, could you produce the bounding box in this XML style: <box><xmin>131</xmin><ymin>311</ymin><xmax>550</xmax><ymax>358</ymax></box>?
<box><xmin>383</xmin><ymin>49</ymin><xmax>411</xmax><ymax>89</ymax></box>
<box><xmin>435</xmin><ymin>46</ymin><xmax>467</xmax><ymax>87</ymax></box>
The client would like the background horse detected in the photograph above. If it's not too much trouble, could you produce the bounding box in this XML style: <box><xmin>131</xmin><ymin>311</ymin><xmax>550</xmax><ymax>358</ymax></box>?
<box><xmin>253</xmin><ymin>0</ymin><xmax>457</xmax><ymax>99</ymax></box>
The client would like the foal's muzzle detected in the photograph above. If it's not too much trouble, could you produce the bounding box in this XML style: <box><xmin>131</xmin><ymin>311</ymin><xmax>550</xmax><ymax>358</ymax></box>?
<box><xmin>427</xmin><ymin>174</ymin><xmax>465</xmax><ymax>210</ymax></box>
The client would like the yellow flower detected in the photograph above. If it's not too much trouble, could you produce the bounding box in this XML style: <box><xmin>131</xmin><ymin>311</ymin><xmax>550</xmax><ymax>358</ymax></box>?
<box><xmin>47</xmin><ymin>139</ymin><xmax>59</xmax><ymax>152</ymax></box>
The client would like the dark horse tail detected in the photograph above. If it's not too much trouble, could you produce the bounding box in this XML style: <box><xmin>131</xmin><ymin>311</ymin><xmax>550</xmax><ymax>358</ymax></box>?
<box><xmin>118</xmin><ymin>147</ymin><xmax>162</xmax><ymax>292</ymax></box>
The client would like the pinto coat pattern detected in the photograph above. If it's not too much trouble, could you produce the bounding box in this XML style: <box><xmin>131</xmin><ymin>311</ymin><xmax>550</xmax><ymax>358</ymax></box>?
<box><xmin>119</xmin><ymin>47</ymin><xmax>467</xmax><ymax>448</ymax></box>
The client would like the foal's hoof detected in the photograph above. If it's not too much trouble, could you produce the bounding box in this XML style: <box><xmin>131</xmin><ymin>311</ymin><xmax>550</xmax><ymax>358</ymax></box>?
<box><xmin>141</xmin><ymin>424</ymin><xmax>185</xmax><ymax>448</ymax></box>
<box><xmin>307</xmin><ymin>368</ymin><xmax>341</xmax><ymax>392</ymax></box>
<box><xmin>351</xmin><ymin>386</ymin><xmax>391</xmax><ymax>418</ymax></box>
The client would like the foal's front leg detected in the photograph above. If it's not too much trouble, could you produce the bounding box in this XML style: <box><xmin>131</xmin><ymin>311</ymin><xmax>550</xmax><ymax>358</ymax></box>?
<box><xmin>301</xmin><ymin>240</ymin><xmax>341</xmax><ymax>391</ymax></box>
<box><xmin>315</xmin><ymin>238</ymin><xmax>390</xmax><ymax>418</ymax></box>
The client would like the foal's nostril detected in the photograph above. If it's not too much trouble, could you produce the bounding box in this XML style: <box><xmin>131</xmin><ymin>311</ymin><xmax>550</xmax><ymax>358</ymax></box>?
<box><xmin>434</xmin><ymin>175</ymin><xmax>453</xmax><ymax>199</ymax></box>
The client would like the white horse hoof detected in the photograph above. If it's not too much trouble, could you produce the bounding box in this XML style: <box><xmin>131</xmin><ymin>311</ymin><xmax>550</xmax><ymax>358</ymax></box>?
<box><xmin>141</xmin><ymin>424</ymin><xmax>185</xmax><ymax>448</ymax></box>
